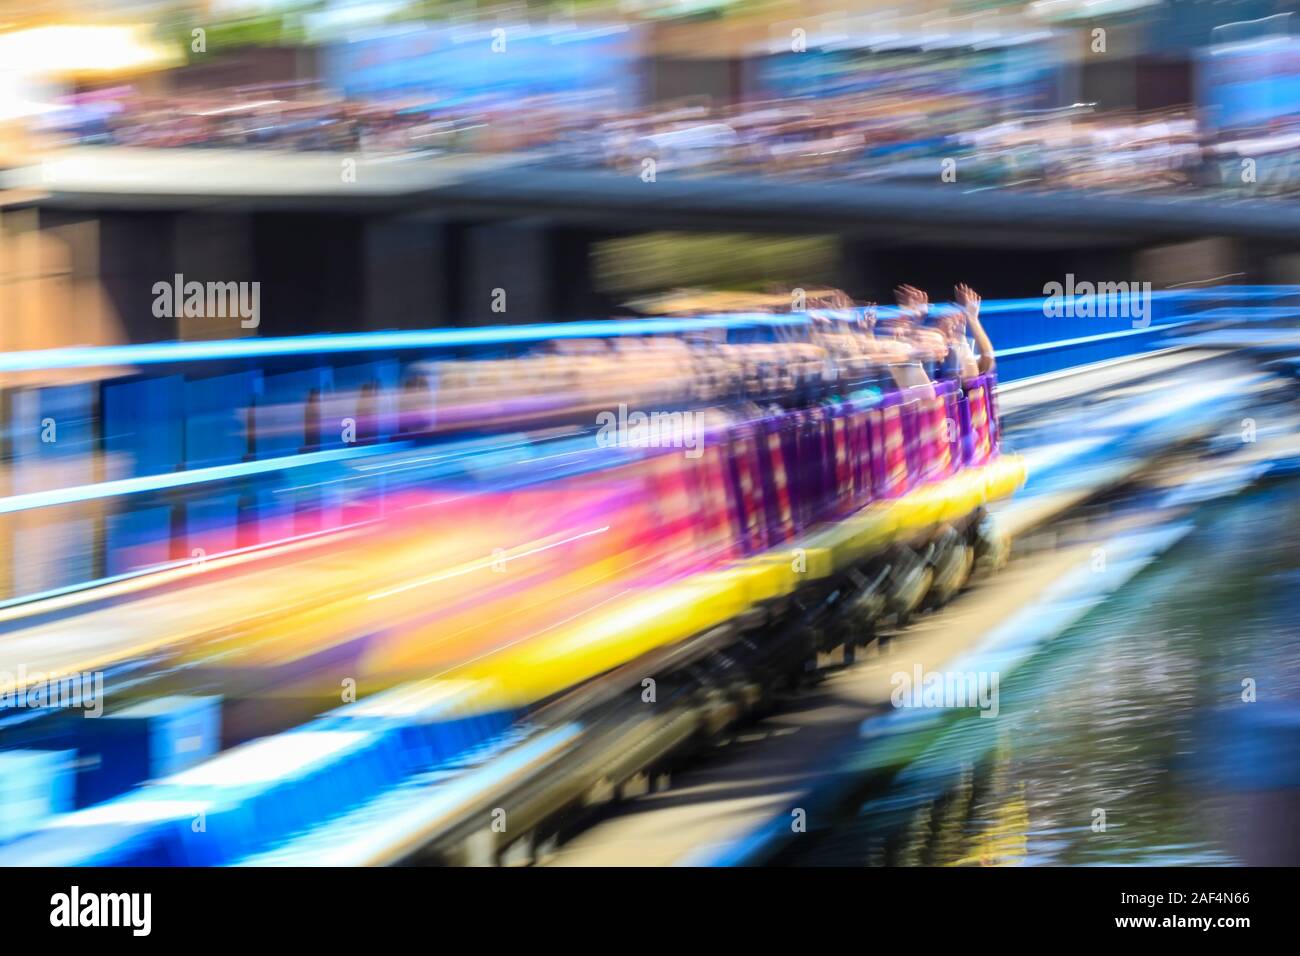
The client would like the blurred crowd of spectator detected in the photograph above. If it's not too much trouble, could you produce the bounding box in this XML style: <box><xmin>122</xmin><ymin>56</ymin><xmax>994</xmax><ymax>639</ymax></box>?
<box><xmin>40</xmin><ymin>84</ymin><xmax>1300</xmax><ymax>196</ymax></box>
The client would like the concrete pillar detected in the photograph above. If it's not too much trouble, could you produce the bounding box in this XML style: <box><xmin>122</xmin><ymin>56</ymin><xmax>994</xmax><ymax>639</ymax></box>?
<box><xmin>361</xmin><ymin>219</ymin><xmax>446</xmax><ymax>330</ymax></box>
<box><xmin>0</xmin><ymin>207</ymin><xmax>130</xmax><ymax>353</ymax></box>
<box><xmin>1263</xmin><ymin>252</ymin><xmax>1300</xmax><ymax>284</ymax></box>
<box><xmin>462</xmin><ymin>221</ymin><xmax>553</xmax><ymax>325</ymax></box>
<box><xmin>1134</xmin><ymin>238</ymin><xmax>1245</xmax><ymax>288</ymax></box>
<box><xmin>98</xmin><ymin>211</ymin><xmax>184</xmax><ymax>343</ymax></box>
<box><xmin>251</xmin><ymin>213</ymin><xmax>363</xmax><ymax>337</ymax></box>
<box><xmin>551</xmin><ymin>228</ymin><xmax>603</xmax><ymax>320</ymax></box>
<box><xmin>836</xmin><ymin>237</ymin><xmax>882</xmax><ymax>303</ymax></box>
<box><xmin>170</xmin><ymin>212</ymin><xmax>256</xmax><ymax>340</ymax></box>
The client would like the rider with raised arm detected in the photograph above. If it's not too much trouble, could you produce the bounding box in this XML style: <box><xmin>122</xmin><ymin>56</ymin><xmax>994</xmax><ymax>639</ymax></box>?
<box><xmin>957</xmin><ymin>283</ymin><xmax>996</xmax><ymax>376</ymax></box>
<box><xmin>935</xmin><ymin>284</ymin><xmax>996</xmax><ymax>384</ymax></box>
<box><xmin>885</xmin><ymin>285</ymin><xmax>946</xmax><ymax>396</ymax></box>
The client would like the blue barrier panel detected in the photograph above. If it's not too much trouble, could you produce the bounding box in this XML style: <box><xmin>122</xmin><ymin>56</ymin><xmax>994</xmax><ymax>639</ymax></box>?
<box><xmin>5</xmin><ymin>384</ymin><xmax>98</xmax><ymax>488</ymax></box>
<box><xmin>102</xmin><ymin>375</ymin><xmax>184</xmax><ymax>575</ymax></box>
<box><xmin>75</xmin><ymin>695</ymin><xmax>222</xmax><ymax>808</ymax></box>
<box><xmin>104</xmin><ymin>504</ymin><xmax>173</xmax><ymax>577</ymax></box>
<box><xmin>184</xmin><ymin>493</ymin><xmax>242</xmax><ymax>561</ymax></box>
<box><xmin>102</xmin><ymin>375</ymin><xmax>184</xmax><ymax>480</ymax></box>
<box><xmin>0</xmin><ymin>728</ymin><xmax>386</xmax><ymax>865</ymax></box>
<box><xmin>330</xmin><ymin>359</ymin><xmax>402</xmax><ymax>445</ymax></box>
<box><xmin>0</xmin><ymin>679</ymin><xmax>515</xmax><ymax>865</ymax></box>
<box><xmin>251</xmin><ymin>368</ymin><xmax>342</xmax><ymax>537</ymax></box>
<box><xmin>253</xmin><ymin>367</ymin><xmax>333</xmax><ymax>459</ymax></box>
<box><xmin>3</xmin><ymin>383</ymin><xmax>98</xmax><ymax>596</ymax></box>
<box><xmin>184</xmin><ymin>371</ymin><xmax>259</xmax><ymax>468</ymax></box>
<box><xmin>0</xmin><ymin>750</ymin><xmax>76</xmax><ymax>843</ymax></box>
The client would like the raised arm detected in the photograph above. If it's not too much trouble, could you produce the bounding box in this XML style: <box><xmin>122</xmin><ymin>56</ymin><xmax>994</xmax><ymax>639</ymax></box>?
<box><xmin>957</xmin><ymin>283</ymin><xmax>995</xmax><ymax>375</ymax></box>
<box><xmin>894</xmin><ymin>284</ymin><xmax>929</xmax><ymax>323</ymax></box>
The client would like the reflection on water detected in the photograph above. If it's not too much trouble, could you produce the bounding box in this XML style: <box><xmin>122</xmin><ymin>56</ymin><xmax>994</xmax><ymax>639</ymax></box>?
<box><xmin>786</xmin><ymin>480</ymin><xmax>1300</xmax><ymax>866</ymax></box>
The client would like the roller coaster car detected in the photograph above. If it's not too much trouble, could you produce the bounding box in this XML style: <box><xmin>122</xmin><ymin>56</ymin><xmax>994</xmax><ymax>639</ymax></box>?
<box><xmin>729</xmin><ymin>373</ymin><xmax>1019</xmax><ymax>661</ymax></box>
<box><xmin>111</xmin><ymin>367</ymin><xmax>1021</xmax><ymax>722</ymax></box>
<box><xmin>386</xmin><ymin>370</ymin><xmax>1019</xmax><ymax>701</ymax></box>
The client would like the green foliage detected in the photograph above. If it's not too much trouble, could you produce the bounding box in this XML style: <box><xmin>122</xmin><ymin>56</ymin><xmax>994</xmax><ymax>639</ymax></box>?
<box><xmin>595</xmin><ymin>232</ymin><xmax>838</xmax><ymax>296</ymax></box>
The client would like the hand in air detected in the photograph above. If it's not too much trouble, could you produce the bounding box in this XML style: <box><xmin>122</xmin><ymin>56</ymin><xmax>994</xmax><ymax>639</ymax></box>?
<box><xmin>894</xmin><ymin>285</ymin><xmax>929</xmax><ymax>321</ymax></box>
<box><xmin>955</xmin><ymin>283</ymin><xmax>981</xmax><ymax>320</ymax></box>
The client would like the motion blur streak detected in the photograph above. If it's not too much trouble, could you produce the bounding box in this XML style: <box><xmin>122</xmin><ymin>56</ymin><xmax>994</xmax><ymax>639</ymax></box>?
<box><xmin>2</xmin><ymin>1</ymin><xmax>1300</xmax><ymax>871</ymax></box>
